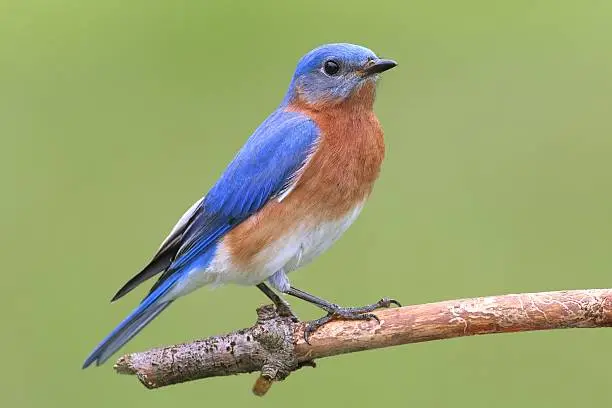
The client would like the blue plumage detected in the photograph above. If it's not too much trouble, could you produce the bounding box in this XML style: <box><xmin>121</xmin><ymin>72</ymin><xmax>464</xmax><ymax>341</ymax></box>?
<box><xmin>83</xmin><ymin>272</ymin><xmax>182</xmax><ymax>367</ymax></box>
<box><xmin>173</xmin><ymin>110</ymin><xmax>319</xmax><ymax>270</ymax></box>
<box><xmin>204</xmin><ymin>110</ymin><xmax>318</xmax><ymax>216</ymax></box>
<box><xmin>282</xmin><ymin>43</ymin><xmax>378</xmax><ymax>105</ymax></box>
<box><xmin>83</xmin><ymin>110</ymin><xmax>319</xmax><ymax>367</ymax></box>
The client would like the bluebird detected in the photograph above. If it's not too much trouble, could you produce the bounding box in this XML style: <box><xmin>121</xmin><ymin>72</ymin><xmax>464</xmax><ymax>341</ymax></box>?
<box><xmin>83</xmin><ymin>43</ymin><xmax>398</xmax><ymax>368</ymax></box>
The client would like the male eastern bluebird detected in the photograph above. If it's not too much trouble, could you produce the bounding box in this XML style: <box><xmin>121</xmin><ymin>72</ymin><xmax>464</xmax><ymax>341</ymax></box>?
<box><xmin>83</xmin><ymin>43</ymin><xmax>398</xmax><ymax>368</ymax></box>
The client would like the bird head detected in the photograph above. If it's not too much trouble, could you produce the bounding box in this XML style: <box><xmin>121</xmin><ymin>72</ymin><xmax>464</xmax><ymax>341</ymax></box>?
<box><xmin>284</xmin><ymin>43</ymin><xmax>396</xmax><ymax>108</ymax></box>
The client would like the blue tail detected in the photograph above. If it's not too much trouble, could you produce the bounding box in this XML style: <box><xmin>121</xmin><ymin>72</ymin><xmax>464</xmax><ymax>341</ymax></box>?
<box><xmin>82</xmin><ymin>273</ymin><xmax>183</xmax><ymax>368</ymax></box>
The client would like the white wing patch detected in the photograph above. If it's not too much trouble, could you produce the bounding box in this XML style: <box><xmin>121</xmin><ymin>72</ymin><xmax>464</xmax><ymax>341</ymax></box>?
<box><xmin>158</xmin><ymin>197</ymin><xmax>204</xmax><ymax>250</ymax></box>
<box><xmin>276</xmin><ymin>137</ymin><xmax>320</xmax><ymax>203</ymax></box>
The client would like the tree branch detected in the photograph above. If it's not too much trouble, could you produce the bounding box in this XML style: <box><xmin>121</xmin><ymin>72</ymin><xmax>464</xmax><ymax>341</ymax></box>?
<box><xmin>114</xmin><ymin>289</ymin><xmax>612</xmax><ymax>395</ymax></box>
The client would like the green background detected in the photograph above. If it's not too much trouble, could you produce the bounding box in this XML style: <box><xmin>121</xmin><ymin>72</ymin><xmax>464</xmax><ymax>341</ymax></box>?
<box><xmin>2</xmin><ymin>1</ymin><xmax>612</xmax><ymax>406</ymax></box>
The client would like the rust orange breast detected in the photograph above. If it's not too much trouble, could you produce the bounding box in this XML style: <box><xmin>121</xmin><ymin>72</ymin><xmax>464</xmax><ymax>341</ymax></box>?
<box><xmin>224</xmin><ymin>82</ymin><xmax>385</xmax><ymax>266</ymax></box>
<box><xmin>289</xmin><ymin>83</ymin><xmax>385</xmax><ymax>217</ymax></box>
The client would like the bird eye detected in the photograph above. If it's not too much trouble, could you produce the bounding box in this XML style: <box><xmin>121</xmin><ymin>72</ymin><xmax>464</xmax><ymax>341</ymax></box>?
<box><xmin>322</xmin><ymin>60</ymin><xmax>340</xmax><ymax>76</ymax></box>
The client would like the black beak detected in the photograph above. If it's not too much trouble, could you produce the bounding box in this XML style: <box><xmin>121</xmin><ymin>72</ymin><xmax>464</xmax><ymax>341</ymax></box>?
<box><xmin>362</xmin><ymin>58</ymin><xmax>397</xmax><ymax>76</ymax></box>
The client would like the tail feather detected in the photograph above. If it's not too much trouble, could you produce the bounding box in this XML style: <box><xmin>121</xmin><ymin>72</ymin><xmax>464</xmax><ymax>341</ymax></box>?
<box><xmin>82</xmin><ymin>273</ymin><xmax>182</xmax><ymax>368</ymax></box>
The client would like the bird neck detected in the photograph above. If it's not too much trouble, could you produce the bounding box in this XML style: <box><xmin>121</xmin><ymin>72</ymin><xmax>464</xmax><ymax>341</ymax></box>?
<box><xmin>282</xmin><ymin>80</ymin><xmax>377</xmax><ymax>114</ymax></box>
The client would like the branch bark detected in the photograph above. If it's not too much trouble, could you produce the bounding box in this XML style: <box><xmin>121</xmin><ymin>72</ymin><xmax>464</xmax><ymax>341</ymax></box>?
<box><xmin>114</xmin><ymin>289</ymin><xmax>612</xmax><ymax>395</ymax></box>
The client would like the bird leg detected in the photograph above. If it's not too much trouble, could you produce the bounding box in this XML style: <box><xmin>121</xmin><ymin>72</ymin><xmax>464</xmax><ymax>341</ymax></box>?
<box><xmin>284</xmin><ymin>286</ymin><xmax>400</xmax><ymax>343</ymax></box>
<box><xmin>256</xmin><ymin>283</ymin><xmax>299</xmax><ymax>322</ymax></box>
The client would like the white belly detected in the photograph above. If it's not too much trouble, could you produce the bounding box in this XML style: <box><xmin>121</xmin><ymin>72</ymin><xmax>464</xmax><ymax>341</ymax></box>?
<box><xmin>163</xmin><ymin>203</ymin><xmax>365</xmax><ymax>299</ymax></box>
<box><xmin>259</xmin><ymin>201</ymin><xmax>366</xmax><ymax>276</ymax></box>
<box><xmin>170</xmin><ymin>202</ymin><xmax>363</xmax><ymax>295</ymax></box>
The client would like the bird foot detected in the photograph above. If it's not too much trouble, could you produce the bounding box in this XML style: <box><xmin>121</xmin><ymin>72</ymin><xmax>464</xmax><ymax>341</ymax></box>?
<box><xmin>304</xmin><ymin>297</ymin><xmax>401</xmax><ymax>343</ymax></box>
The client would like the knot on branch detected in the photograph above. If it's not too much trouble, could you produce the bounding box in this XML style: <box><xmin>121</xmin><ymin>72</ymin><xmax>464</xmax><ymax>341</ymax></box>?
<box><xmin>251</xmin><ymin>305</ymin><xmax>301</xmax><ymax>396</ymax></box>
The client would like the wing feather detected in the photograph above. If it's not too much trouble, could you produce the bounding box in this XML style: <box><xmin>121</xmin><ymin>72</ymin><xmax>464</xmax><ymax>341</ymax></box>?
<box><xmin>111</xmin><ymin>110</ymin><xmax>319</xmax><ymax>301</ymax></box>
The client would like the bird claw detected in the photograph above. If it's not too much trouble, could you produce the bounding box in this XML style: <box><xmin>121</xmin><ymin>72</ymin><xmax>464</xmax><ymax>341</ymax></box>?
<box><xmin>383</xmin><ymin>298</ymin><xmax>402</xmax><ymax>308</ymax></box>
<box><xmin>303</xmin><ymin>297</ymin><xmax>401</xmax><ymax>344</ymax></box>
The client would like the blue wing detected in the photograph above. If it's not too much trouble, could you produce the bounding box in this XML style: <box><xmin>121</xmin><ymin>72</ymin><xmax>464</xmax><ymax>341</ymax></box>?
<box><xmin>84</xmin><ymin>109</ymin><xmax>319</xmax><ymax>367</ymax></box>
<box><xmin>111</xmin><ymin>109</ymin><xmax>319</xmax><ymax>300</ymax></box>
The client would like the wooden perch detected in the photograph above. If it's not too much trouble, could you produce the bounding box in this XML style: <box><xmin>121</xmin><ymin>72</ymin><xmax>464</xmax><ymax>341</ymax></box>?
<box><xmin>114</xmin><ymin>288</ymin><xmax>612</xmax><ymax>395</ymax></box>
